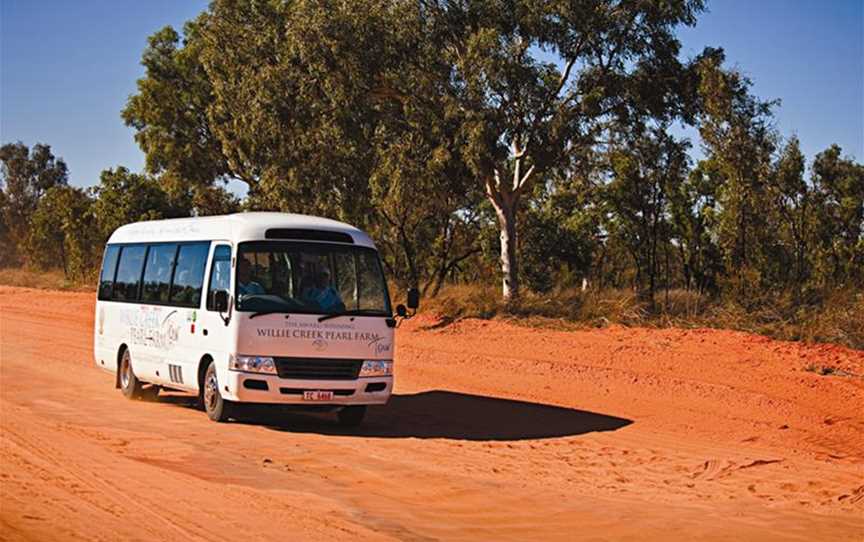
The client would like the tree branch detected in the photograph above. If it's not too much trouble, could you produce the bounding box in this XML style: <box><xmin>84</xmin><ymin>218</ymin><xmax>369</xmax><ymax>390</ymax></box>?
<box><xmin>516</xmin><ymin>164</ymin><xmax>535</xmax><ymax>193</ymax></box>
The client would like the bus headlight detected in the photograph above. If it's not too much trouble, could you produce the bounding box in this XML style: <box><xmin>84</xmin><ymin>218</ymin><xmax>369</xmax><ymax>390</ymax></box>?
<box><xmin>359</xmin><ymin>360</ymin><xmax>392</xmax><ymax>377</ymax></box>
<box><xmin>230</xmin><ymin>355</ymin><xmax>277</xmax><ymax>374</ymax></box>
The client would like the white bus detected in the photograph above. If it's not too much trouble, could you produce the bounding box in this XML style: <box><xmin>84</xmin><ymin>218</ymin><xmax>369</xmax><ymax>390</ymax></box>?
<box><xmin>93</xmin><ymin>212</ymin><xmax>418</xmax><ymax>425</ymax></box>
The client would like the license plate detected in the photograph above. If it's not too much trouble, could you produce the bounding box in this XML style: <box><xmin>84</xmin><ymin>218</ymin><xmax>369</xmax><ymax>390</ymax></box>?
<box><xmin>303</xmin><ymin>390</ymin><xmax>334</xmax><ymax>401</ymax></box>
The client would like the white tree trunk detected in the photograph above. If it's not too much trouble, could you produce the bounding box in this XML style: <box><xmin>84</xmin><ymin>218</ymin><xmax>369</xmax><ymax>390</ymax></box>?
<box><xmin>490</xmin><ymin>190</ymin><xmax>519</xmax><ymax>302</ymax></box>
<box><xmin>485</xmin><ymin>152</ymin><xmax>533</xmax><ymax>303</ymax></box>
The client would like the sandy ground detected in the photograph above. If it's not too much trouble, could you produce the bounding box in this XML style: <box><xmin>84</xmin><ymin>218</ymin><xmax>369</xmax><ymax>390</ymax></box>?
<box><xmin>0</xmin><ymin>286</ymin><xmax>862</xmax><ymax>541</ymax></box>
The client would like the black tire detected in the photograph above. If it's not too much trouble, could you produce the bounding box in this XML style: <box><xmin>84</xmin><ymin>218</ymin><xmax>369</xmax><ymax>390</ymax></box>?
<box><xmin>140</xmin><ymin>385</ymin><xmax>160</xmax><ymax>401</ymax></box>
<box><xmin>119</xmin><ymin>348</ymin><xmax>145</xmax><ymax>399</ymax></box>
<box><xmin>337</xmin><ymin>405</ymin><xmax>367</xmax><ymax>428</ymax></box>
<box><xmin>202</xmin><ymin>361</ymin><xmax>233</xmax><ymax>422</ymax></box>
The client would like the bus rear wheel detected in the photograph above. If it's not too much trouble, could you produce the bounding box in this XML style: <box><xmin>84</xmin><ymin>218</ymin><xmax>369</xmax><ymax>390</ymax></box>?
<box><xmin>202</xmin><ymin>361</ymin><xmax>233</xmax><ymax>422</ymax></box>
<box><xmin>337</xmin><ymin>406</ymin><xmax>367</xmax><ymax>428</ymax></box>
<box><xmin>119</xmin><ymin>349</ymin><xmax>144</xmax><ymax>399</ymax></box>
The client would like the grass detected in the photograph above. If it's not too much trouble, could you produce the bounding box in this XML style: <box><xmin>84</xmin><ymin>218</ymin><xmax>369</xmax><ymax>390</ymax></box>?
<box><xmin>3</xmin><ymin>266</ymin><xmax>860</xmax><ymax>350</ymax></box>
<box><xmin>422</xmin><ymin>284</ymin><xmax>864</xmax><ymax>350</ymax></box>
<box><xmin>0</xmin><ymin>267</ymin><xmax>95</xmax><ymax>292</ymax></box>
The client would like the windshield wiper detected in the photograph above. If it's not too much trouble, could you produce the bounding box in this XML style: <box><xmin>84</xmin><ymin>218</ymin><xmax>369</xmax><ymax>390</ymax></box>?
<box><xmin>318</xmin><ymin>309</ymin><xmax>388</xmax><ymax>322</ymax></box>
<box><xmin>249</xmin><ymin>310</ymin><xmax>289</xmax><ymax>320</ymax></box>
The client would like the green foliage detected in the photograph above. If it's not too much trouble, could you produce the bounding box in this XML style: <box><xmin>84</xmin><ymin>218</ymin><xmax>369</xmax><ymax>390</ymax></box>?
<box><xmin>0</xmin><ymin>189</ymin><xmax>12</xmax><ymax>267</ymax></box>
<box><xmin>122</xmin><ymin>0</ymin><xmax>709</xmax><ymax>301</ymax></box>
<box><xmin>0</xmin><ymin>142</ymin><xmax>69</xmax><ymax>265</ymax></box>
<box><xmin>27</xmin><ymin>186</ymin><xmax>100</xmax><ymax>280</ymax></box>
<box><xmin>122</xmin><ymin>24</ymin><xmax>229</xmax><ymax>186</ymax></box>
<box><xmin>809</xmin><ymin>145</ymin><xmax>864</xmax><ymax>287</ymax></box>
<box><xmin>696</xmin><ymin>51</ymin><xmax>779</xmax><ymax>299</ymax></box>
<box><xmin>603</xmin><ymin>125</ymin><xmax>690</xmax><ymax>306</ymax></box>
<box><xmin>521</xmin><ymin>184</ymin><xmax>599</xmax><ymax>293</ymax></box>
<box><xmin>423</xmin><ymin>0</ymin><xmax>707</xmax><ymax>300</ymax></box>
<box><xmin>159</xmin><ymin>173</ymin><xmax>240</xmax><ymax>217</ymax></box>
<box><xmin>91</xmin><ymin>166</ymin><xmax>190</xmax><ymax>240</ymax></box>
<box><xmin>669</xmin><ymin>160</ymin><xmax>723</xmax><ymax>294</ymax></box>
<box><xmin>4</xmin><ymin>2</ymin><xmax>861</xmax><ymax>349</ymax></box>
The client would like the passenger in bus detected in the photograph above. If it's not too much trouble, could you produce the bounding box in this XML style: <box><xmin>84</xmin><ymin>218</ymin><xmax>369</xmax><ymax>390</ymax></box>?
<box><xmin>302</xmin><ymin>269</ymin><xmax>345</xmax><ymax>312</ymax></box>
<box><xmin>237</xmin><ymin>257</ymin><xmax>265</xmax><ymax>296</ymax></box>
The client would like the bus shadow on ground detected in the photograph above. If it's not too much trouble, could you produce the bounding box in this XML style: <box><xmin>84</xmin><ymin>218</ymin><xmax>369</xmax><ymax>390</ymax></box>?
<box><xmin>225</xmin><ymin>390</ymin><xmax>633</xmax><ymax>441</ymax></box>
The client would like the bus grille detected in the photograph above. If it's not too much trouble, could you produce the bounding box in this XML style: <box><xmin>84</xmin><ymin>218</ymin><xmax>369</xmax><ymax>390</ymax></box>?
<box><xmin>273</xmin><ymin>357</ymin><xmax>362</xmax><ymax>380</ymax></box>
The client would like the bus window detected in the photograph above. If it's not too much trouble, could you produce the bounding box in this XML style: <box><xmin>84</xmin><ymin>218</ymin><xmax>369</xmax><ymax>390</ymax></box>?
<box><xmin>113</xmin><ymin>245</ymin><xmax>147</xmax><ymax>301</ymax></box>
<box><xmin>332</xmin><ymin>251</ymin><xmax>358</xmax><ymax>309</ymax></box>
<box><xmin>206</xmin><ymin>245</ymin><xmax>232</xmax><ymax>311</ymax></box>
<box><xmin>141</xmin><ymin>244</ymin><xmax>178</xmax><ymax>304</ymax></box>
<box><xmin>98</xmin><ymin>245</ymin><xmax>121</xmax><ymax>301</ymax></box>
<box><xmin>357</xmin><ymin>252</ymin><xmax>388</xmax><ymax>312</ymax></box>
<box><xmin>171</xmin><ymin>242</ymin><xmax>210</xmax><ymax>307</ymax></box>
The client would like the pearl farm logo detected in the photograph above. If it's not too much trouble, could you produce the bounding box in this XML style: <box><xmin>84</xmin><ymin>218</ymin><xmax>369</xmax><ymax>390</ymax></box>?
<box><xmin>256</xmin><ymin>320</ymin><xmax>391</xmax><ymax>355</ymax></box>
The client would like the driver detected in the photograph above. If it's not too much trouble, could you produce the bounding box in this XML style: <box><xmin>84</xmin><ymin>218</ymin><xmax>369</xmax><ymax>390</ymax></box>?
<box><xmin>237</xmin><ymin>257</ymin><xmax>265</xmax><ymax>296</ymax></box>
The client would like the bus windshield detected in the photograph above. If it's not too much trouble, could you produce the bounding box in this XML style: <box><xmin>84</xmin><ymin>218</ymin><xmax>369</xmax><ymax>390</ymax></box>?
<box><xmin>235</xmin><ymin>241</ymin><xmax>391</xmax><ymax>316</ymax></box>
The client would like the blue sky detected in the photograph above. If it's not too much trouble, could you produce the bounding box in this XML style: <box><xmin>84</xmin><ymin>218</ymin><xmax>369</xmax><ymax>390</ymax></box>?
<box><xmin>2</xmin><ymin>0</ymin><xmax>862</xmax><ymax>192</ymax></box>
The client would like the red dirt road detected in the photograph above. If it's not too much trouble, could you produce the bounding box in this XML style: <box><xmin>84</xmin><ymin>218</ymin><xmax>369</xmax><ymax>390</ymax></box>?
<box><xmin>1</xmin><ymin>286</ymin><xmax>862</xmax><ymax>541</ymax></box>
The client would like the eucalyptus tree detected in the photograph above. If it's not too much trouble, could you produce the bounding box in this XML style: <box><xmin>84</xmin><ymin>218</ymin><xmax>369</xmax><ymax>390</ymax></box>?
<box><xmin>669</xmin><ymin>159</ymin><xmax>722</xmax><ymax>294</ymax></box>
<box><xmin>421</xmin><ymin>0</ymin><xmax>705</xmax><ymax>300</ymax></box>
<box><xmin>122</xmin><ymin>23</ymin><xmax>231</xmax><ymax>188</ymax></box>
<box><xmin>91</xmin><ymin>167</ymin><xmax>189</xmax><ymax>241</ymax></box>
<box><xmin>809</xmin><ymin>145</ymin><xmax>864</xmax><ymax>287</ymax></box>
<box><xmin>124</xmin><ymin>0</ymin><xmax>707</xmax><ymax>301</ymax></box>
<box><xmin>193</xmin><ymin>0</ymin><xmax>402</xmax><ymax>220</ymax></box>
<box><xmin>0</xmin><ymin>142</ymin><xmax>69</xmax><ymax>264</ymax></box>
<box><xmin>27</xmin><ymin>186</ymin><xmax>99</xmax><ymax>279</ymax></box>
<box><xmin>604</xmin><ymin>124</ymin><xmax>689</xmax><ymax>307</ymax></box>
<box><xmin>125</xmin><ymin>0</ymin><xmax>486</xmax><ymax>292</ymax></box>
<box><xmin>695</xmin><ymin>51</ymin><xmax>778</xmax><ymax>295</ymax></box>
<box><xmin>770</xmin><ymin>136</ymin><xmax>810</xmax><ymax>294</ymax></box>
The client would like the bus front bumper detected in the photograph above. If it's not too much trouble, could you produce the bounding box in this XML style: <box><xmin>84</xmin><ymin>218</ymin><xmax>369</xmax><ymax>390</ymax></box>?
<box><xmin>222</xmin><ymin>371</ymin><xmax>393</xmax><ymax>406</ymax></box>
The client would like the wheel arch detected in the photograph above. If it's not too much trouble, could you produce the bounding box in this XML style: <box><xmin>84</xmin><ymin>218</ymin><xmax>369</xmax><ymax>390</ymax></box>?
<box><xmin>197</xmin><ymin>354</ymin><xmax>214</xmax><ymax>395</ymax></box>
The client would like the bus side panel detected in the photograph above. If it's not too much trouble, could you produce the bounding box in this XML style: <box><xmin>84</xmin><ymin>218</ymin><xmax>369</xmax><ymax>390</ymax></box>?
<box><xmin>95</xmin><ymin>300</ymin><xmax>157</xmax><ymax>384</ymax></box>
<box><xmin>160</xmin><ymin>304</ymin><xmax>207</xmax><ymax>393</ymax></box>
<box><xmin>94</xmin><ymin>299</ymin><xmax>123</xmax><ymax>375</ymax></box>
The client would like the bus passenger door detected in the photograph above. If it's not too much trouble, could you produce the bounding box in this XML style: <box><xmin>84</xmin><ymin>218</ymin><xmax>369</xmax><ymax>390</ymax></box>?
<box><xmin>159</xmin><ymin>242</ymin><xmax>210</xmax><ymax>390</ymax></box>
<box><xmin>193</xmin><ymin>244</ymin><xmax>233</xmax><ymax>394</ymax></box>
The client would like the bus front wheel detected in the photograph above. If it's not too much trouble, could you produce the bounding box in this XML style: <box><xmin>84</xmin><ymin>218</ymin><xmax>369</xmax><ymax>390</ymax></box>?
<box><xmin>202</xmin><ymin>361</ymin><xmax>233</xmax><ymax>422</ymax></box>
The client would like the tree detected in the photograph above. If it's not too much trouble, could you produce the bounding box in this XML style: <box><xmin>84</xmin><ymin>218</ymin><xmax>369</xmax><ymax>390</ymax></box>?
<box><xmin>520</xmin><ymin>183</ymin><xmax>600</xmax><ymax>294</ymax></box>
<box><xmin>195</xmin><ymin>0</ymin><xmax>402</xmax><ymax>219</ymax></box>
<box><xmin>159</xmin><ymin>172</ymin><xmax>240</xmax><ymax>217</ymax></box>
<box><xmin>125</xmin><ymin>1</ymin><xmax>486</xmax><ymax>295</ymax></box>
<box><xmin>696</xmin><ymin>52</ymin><xmax>778</xmax><ymax>298</ymax></box>
<box><xmin>91</xmin><ymin>167</ymin><xmax>190</xmax><ymax>240</ymax></box>
<box><xmin>770</xmin><ymin>136</ymin><xmax>810</xmax><ymax>296</ymax></box>
<box><xmin>0</xmin><ymin>142</ymin><xmax>69</xmax><ymax>264</ymax></box>
<box><xmin>124</xmin><ymin>1</ymin><xmax>707</xmax><ymax>302</ymax></box>
<box><xmin>122</xmin><ymin>24</ymin><xmax>231</xmax><ymax>188</ymax></box>
<box><xmin>809</xmin><ymin>145</ymin><xmax>864</xmax><ymax>288</ymax></box>
<box><xmin>27</xmin><ymin>186</ymin><xmax>100</xmax><ymax>279</ymax></box>
<box><xmin>604</xmin><ymin>125</ymin><xmax>689</xmax><ymax>307</ymax></box>
<box><xmin>669</xmin><ymin>159</ymin><xmax>722</xmax><ymax>294</ymax></box>
<box><xmin>369</xmin><ymin>127</ymin><xmax>482</xmax><ymax>294</ymax></box>
<box><xmin>0</xmin><ymin>190</ymin><xmax>12</xmax><ymax>267</ymax></box>
<box><xmin>421</xmin><ymin>0</ymin><xmax>705</xmax><ymax>301</ymax></box>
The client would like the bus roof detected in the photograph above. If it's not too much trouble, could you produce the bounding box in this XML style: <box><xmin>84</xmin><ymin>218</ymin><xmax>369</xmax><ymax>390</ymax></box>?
<box><xmin>107</xmin><ymin>212</ymin><xmax>377</xmax><ymax>249</ymax></box>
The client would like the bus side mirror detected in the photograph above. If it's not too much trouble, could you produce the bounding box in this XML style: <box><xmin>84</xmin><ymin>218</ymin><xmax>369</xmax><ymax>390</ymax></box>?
<box><xmin>213</xmin><ymin>290</ymin><xmax>229</xmax><ymax>312</ymax></box>
<box><xmin>395</xmin><ymin>304</ymin><xmax>408</xmax><ymax>318</ymax></box>
<box><xmin>407</xmin><ymin>288</ymin><xmax>420</xmax><ymax>310</ymax></box>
